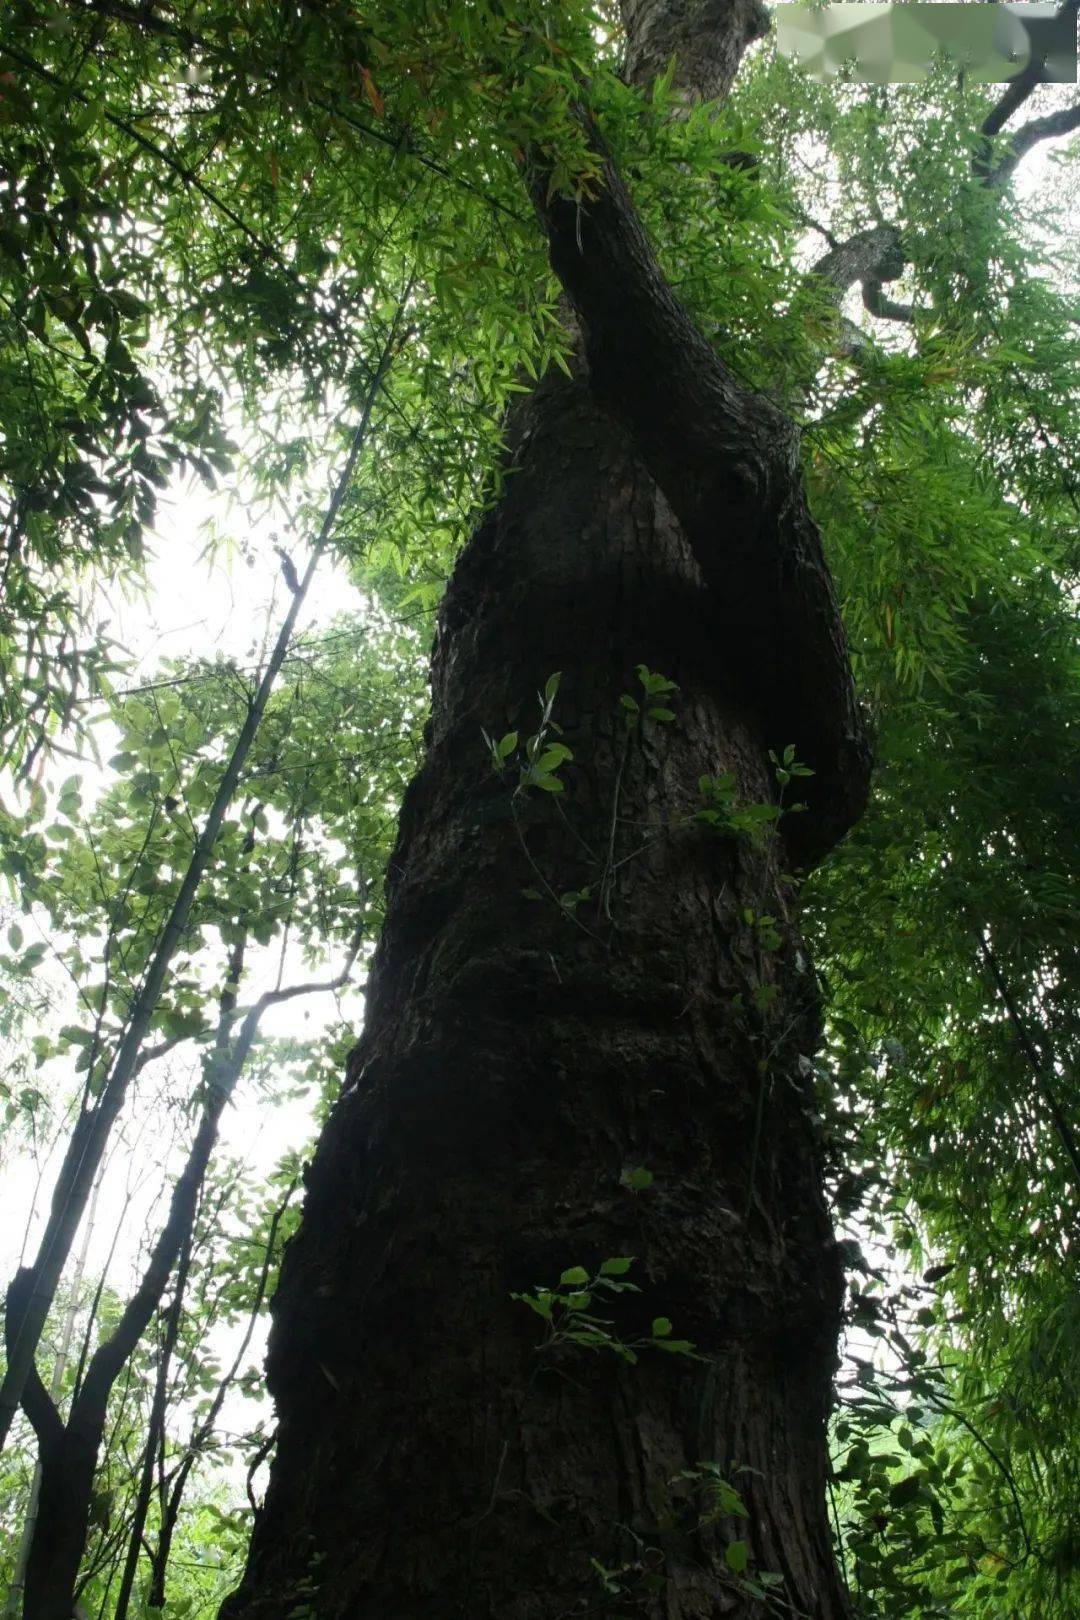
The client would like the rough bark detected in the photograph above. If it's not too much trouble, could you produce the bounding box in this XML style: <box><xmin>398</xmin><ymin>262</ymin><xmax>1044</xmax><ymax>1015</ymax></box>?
<box><xmin>527</xmin><ymin>128</ymin><xmax>870</xmax><ymax>861</ymax></box>
<box><xmin>224</xmin><ymin>5</ymin><xmax>866</xmax><ymax>1616</ymax></box>
<box><xmin>621</xmin><ymin>0</ymin><xmax>770</xmax><ymax>103</ymax></box>
<box><xmin>811</xmin><ymin>224</ymin><xmax>911</xmax><ymax>327</ymax></box>
<box><xmin>224</xmin><ymin>369</ymin><xmax>855</xmax><ymax>1620</ymax></box>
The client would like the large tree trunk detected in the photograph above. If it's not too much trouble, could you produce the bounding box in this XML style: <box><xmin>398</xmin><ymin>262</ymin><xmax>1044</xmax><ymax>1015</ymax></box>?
<box><xmin>225</xmin><ymin>5</ymin><xmax>867</xmax><ymax>1616</ymax></box>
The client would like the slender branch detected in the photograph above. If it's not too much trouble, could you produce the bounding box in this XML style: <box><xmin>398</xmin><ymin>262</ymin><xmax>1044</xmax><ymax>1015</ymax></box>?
<box><xmin>981</xmin><ymin>100</ymin><xmax>1080</xmax><ymax>188</ymax></box>
<box><xmin>926</xmin><ymin>1392</ymin><xmax>1033</xmax><ymax>1559</ymax></box>
<box><xmin>111</xmin><ymin>936</ymin><xmax>250</xmax><ymax>1619</ymax></box>
<box><xmin>0</xmin><ymin>301</ymin><xmax>408</xmax><ymax>1456</ymax></box>
<box><xmin>245</xmin><ymin>1430</ymin><xmax>276</xmax><ymax>1517</ymax></box>
<box><xmin>826</xmin><ymin>1474</ymin><xmax>850</xmax><ymax>1597</ymax></box>
<box><xmin>148</xmin><ymin>1182</ymin><xmax>297</xmax><ymax>1608</ymax></box>
<box><xmin>980</xmin><ymin>0</ymin><xmax>1079</xmax><ymax>140</ymax></box>
<box><xmin>230</xmin><ymin>923</ymin><xmax>365</xmax><ymax>1023</ymax></box>
<box><xmin>111</xmin><ymin>1216</ymin><xmax>196</xmax><ymax>1620</ymax></box>
<box><xmin>599</xmin><ymin>731</ymin><xmax>631</xmax><ymax>921</ymax></box>
<box><xmin>70</xmin><ymin>1150</ymin><xmax>144</xmax><ymax>1407</ymax></box>
<box><xmin>133</xmin><ymin>1032</ymin><xmax>193</xmax><ymax>1074</ymax></box>
<box><xmin>509</xmin><ymin>803</ymin><xmax>606</xmax><ymax>946</ymax></box>
<box><xmin>975</xmin><ymin>931</ymin><xmax>1080</xmax><ymax>1188</ymax></box>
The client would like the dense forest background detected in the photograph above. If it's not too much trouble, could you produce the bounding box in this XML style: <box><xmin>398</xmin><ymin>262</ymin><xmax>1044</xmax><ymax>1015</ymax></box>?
<box><xmin>0</xmin><ymin>0</ymin><xmax>1078</xmax><ymax>1616</ymax></box>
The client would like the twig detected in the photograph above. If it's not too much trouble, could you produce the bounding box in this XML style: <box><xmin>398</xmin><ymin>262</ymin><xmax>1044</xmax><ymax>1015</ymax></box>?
<box><xmin>600</xmin><ymin>732</ymin><xmax>631</xmax><ymax>921</ymax></box>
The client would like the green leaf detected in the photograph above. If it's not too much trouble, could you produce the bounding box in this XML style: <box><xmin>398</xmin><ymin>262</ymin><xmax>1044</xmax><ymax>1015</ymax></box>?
<box><xmin>599</xmin><ymin>1256</ymin><xmax>635</xmax><ymax>1276</ymax></box>
<box><xmin>559</xmin><ymin>1265</ymin><xmax>589</xmax><ymax>1287</ymax></box>
<box><xmin>620</xmin><ymin>1164</ymin><xmax>653</xmax><ymax>1192</ymax></box>
<box><xmin>58</xmin><ymin>1025</ymin><xmax>94</xmax><ymax>1047</ymax></box>
<box><xmin>889</xmin><ymin>1473</ymin><xmax>925</xmax><ymax>1508</ymax></box>
<box><xmin>511</xmin><ymin>1292</ymin><xmax>553</xmax><ymax>1321</ymax></box>
<box><xmin>725</xmin><ymin>1540</ymin><xmax>749</xmax><ymax>1575</ymax></box>
<box><xmin>535</xmin><ymin>745</ymin><xmax>572</xmax><ymax>772</ymax></box>
<box><xmin>635</xmin><ymin>664</ymin><xmax>678</xmax><ymax>696</ymax></box>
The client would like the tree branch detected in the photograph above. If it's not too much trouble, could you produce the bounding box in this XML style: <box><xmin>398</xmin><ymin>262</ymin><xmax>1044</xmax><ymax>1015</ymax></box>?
<box><xmin>980</xmin><ymin>0</ymin><xmax>1079</xmax><ymax>139</ymax></box>
<box><xmin>861</xmin><ymin>280</ymin><xmax>913</xmax><ymax>325</ymax></box>
<box><xmin>974</xmin><ymin>0</ymin><xmax>1080</xmax><ymax>182</ymax></box>
<box><xmin>980</xmin><ymin>100</ymin><xmax>1080</xmax><ymax>188</ymax></box>
<box><xmin>812</xmin><ymin>225</ymin><xmax>905</xmax><ymax>300</ymax></box>
<box><xmin>0</xmin><ymin>305</ymin><xmax>406</xmax><ymax>1457</ymax></box>
<box><xmin>149</xmin><ymin>1182</ymin><xmax>297</xmax><ymax>1606</ymax></box>
<box><xmin>981</xmin><ymin>63</ymin><xmax>1047</xmax><ymax>143</ymax></box>
<box><xmin>809</xmin><ymin>222</ymin><xmax>914</xmax><ymax>338</ymax></box>
<box><xmin>528</xmin><ymin>126</ymin><xmax>871</xmax><ymax>860</ymax></box>
<box><xmin>232</xmin><ymin>921</ymin><xmax>366</xmax><ymax>1025</ymax></box>
<box><xmin>1</xmin><ymin>1275</ymin><xmax>63</xmax><ymax>1460</ymax></box>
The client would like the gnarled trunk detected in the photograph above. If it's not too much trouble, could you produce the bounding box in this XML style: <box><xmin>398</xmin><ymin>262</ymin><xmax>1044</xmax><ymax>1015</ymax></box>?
<box><xmin>224</xmin><ymin>370</ymin><xmax>859</xmax><ymax>1618</ymax></box>
<box><xmin>225</xmin><ymin>4</ymin><xmax>866</xmax><ymax>1615</ymax></box>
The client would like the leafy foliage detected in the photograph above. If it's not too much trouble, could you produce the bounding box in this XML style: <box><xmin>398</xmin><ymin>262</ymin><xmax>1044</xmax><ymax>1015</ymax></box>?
<box><xmin>0</xmin><ymin>2</ymin><xmax>1078</xmax><ymax>1615</ymax></box>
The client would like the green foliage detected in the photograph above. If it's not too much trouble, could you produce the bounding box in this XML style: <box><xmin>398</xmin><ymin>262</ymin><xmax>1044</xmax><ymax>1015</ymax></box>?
<box><xmin>511</xmin><ymin>1256</ymin><xmax>698</xmax><ymax>1365</ymax></box>
<box><xmin>0</xmin><ymin>609</ymin><xmax>422</xmax><ymax>1108</ymax></box>
<box><xmin>624</xmin><ymin>662</ymin><xmax>679</xmax><ymax>727</ymax></box>
<box><xmin>0</xmin><ymin>0</ymin><xmax>603</xmax><ymax>772</ymax></box>
<box><xmin>0</xmin><ymin>1</ymin><xmax>1078</xmax><ymax>1613</ymax></box>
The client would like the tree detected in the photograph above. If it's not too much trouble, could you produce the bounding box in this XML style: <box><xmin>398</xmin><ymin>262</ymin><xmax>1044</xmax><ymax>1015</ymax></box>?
<box><xmin>219</xmin><ymin>3</ymin><xmax>870</xmax><ymax>1612</ymax></box>
<box><xmin>0</xmin><ymin>601</ymin><xmax>422</xmax><ymax>1611</ymax></box>
<box><xmin>221</xmin><ymin>6</ymin><xmax>1079</xmax><ymax>1618</ymax></box>
<box><xmin>2</xmin><ymin>0</ymin><xmax>1078</xmax><ymax>1616</ymax></box>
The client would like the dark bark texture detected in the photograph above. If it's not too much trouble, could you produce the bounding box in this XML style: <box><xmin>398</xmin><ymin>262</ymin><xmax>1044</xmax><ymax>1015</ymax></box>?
<box><xmin>224</xmin><ymin>5</ymin><xmax>868</xmax><ymax>1616</ymax></box>
<box><xmin>621</xmin><ymin>0</ymin><xmax>770</xmax><ymax>104</ymax></box>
